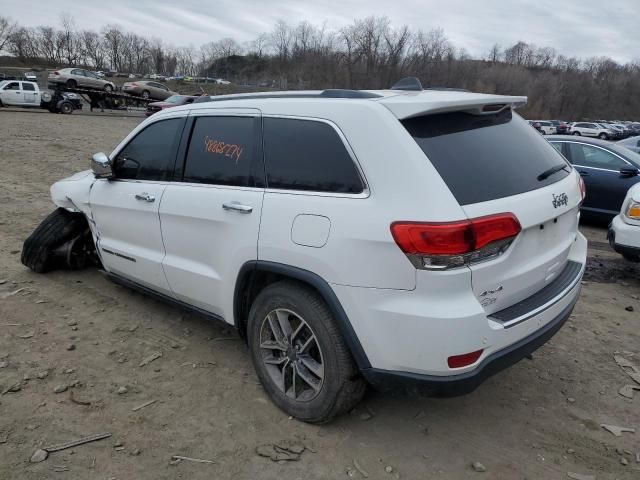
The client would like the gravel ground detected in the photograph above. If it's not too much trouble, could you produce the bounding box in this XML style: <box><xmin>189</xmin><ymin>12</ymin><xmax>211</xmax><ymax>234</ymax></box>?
<box><xmin>0</xmin><ymin>109</ymin><xmax>639</xmax><ymax>480</ymax></box>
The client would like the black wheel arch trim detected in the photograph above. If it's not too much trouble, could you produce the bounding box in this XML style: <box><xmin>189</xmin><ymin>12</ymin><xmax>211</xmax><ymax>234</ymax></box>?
<box><xmin>234</xmin><ymin>260</ymin><xmax>371</xmax><ymax>369</ymax></box>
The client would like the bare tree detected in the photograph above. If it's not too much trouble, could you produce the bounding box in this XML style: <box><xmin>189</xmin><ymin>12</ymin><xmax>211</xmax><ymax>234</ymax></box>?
<box><xmin>0</xmin><ymin>16</ymin><xmax>16</xmax><ymax>52</ymax></box>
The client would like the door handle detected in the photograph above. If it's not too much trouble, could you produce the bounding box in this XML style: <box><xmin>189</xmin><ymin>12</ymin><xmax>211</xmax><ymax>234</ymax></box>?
<box><xmin>222</xmin><ymin>201</ymin><xmax>253</xmax><ymax>213</ymax></box>
<box><xmin>135</xmin><ymin>192</ymin><xmax>155</xmax><ymax>202</ymax></box>
<box><xmin>579</xmin><ymin>171</ymin><xmax>589</xmax><ymax>177</ymax></box>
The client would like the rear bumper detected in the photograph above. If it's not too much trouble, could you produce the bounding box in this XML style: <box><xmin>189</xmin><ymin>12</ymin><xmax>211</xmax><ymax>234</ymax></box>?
<box><xmin>333</xmin><ymin>232</ymin><xmax>586</xmax><ymax>394</ymax></box>
<box><xmin>362</xmin><ymin>291</ymin><xmax>578</xmax><ymax>395</ymax></box>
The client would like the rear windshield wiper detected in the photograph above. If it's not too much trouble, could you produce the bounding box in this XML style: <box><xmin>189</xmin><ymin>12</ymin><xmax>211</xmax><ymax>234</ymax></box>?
<box><xmin>537</xmin><ymin>163</ymin><xmax>569</xmax><ymax>181</ymax></box>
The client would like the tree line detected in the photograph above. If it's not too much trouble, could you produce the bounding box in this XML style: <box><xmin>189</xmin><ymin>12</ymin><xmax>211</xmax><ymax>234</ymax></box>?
<box><xmin>1</xmin><ymin>15</ymin><xmax>639</xmax><ymax>120</ymax></box>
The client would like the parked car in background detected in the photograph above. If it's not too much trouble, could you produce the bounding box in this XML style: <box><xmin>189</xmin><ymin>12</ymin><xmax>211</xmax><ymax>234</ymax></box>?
<box><xmin>534</xmin><ymin>121</ymin><xmax>556</xmax><ymax>135</ymax></box>
<box><xmin>549</xmin><ymin>135</ymin><xmax>640</xmax><ymax>218</ymax></box>
<box><xmin>608</xmin><ymin>183</ymin><xmax>640</xmax><ymax>262</ymax></box>
<box><xmin>569</xmin><ymin>122</ymin><xmax>614</xmax><ymax>140</ymax></box>
<box><xmin>122</xmin><ymin>80</ymin><xmax>175</xmax><ymax>100</ymax></box>
<box><xmin>48</xmin><ymin>68</ymin><xmax>115</xmax><ymax>92</ymax></box>
<box><xmin>145</xmin><ymin>94</ymin><xmax>197</xmax><ymax>116</ymax></box>
<box><xmin>549</xmin><ymin>120</ymin><xmax>569</xmax><ymax>134</ymax></box>
<box><xmin>147</xmin><ymin>73</ymin><xmax>167</xmax><ymax>81</ymax></box>
<box><xmin>600</xmin><ymin>123</ymin><xmax>625</xmax><ymax>140</ymax></box>
<box><xmin>0</xmin><ymin>80</ymin><xmax>42</xmax><ymax>107</ymax></box>
<box><xmin>24</xmin><ymin>72</ymin><xmax>38</xmax><ymax>82</ymax></box>
<box><xmin>94</xmin><ymin>71</ymin><xmax>106</xmax><ymax>78</ymax></box>
<box><xmin>618</xmin><ymin>136</ymin><xmax>640</xmax><ymax>154</ymax></box>
<box><xmin>529</xmin><ymin>120</ymin><xmax>543</xmax><ymax>133</ymax></box>
<box><xmin>628</xmin><ymin>123</ymin><xmax>640</xmax><ymax>136</ymax></box>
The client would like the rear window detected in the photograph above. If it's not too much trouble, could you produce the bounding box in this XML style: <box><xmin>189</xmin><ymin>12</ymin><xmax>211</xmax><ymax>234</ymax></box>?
<box><xmin>401</xmin><ymin>110</ymin><xmax>570</xmax><ymax>205</ymax></box>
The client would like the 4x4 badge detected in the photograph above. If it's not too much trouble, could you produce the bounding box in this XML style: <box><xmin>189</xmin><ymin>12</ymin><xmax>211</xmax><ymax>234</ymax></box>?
<box><xmin>552</xmin><ymin>193</ymin><xmax>568</xmax><ymax>208</ymax></box>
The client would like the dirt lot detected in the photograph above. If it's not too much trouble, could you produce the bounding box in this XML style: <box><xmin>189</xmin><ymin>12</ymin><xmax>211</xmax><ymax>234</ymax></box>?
<box><xmin>0</xmin><ymin>109</ymin><xmax>639</xmax><ymax>480</ymax></box>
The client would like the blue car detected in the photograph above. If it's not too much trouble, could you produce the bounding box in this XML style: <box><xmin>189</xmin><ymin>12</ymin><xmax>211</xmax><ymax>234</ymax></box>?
<box><xmin>549</xmin><ymin>135</ymin><xmax>640</xmax><ymax>218</ymax></box>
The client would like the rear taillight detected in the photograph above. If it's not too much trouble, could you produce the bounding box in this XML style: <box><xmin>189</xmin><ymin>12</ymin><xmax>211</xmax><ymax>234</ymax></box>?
<box><xmin>390</xmin><ymin>213</ymin><xmax>521</xmax><ymax>270</ymax></box>
<box><xmin>53</xmin><ymin>71</ymin><xmax>60</xmax><ymax>75</ymax></box>
<box><xmin>578</xmin><ymin>176</ymin><xmax>586</xmax><ymax>203</ymax></box>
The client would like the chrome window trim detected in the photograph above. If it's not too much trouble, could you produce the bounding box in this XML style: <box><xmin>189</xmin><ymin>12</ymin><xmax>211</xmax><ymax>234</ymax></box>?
<box><xmin>548</xmin><ymin>140</ymin><xmax>633</xmax><ymax>171</ymax></box>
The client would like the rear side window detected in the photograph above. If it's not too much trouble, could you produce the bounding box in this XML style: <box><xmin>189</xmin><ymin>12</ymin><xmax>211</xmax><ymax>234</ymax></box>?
<box><xmin>263</xmin><ymin>118</ymin><xmax>364</xmax><ymax>193</ymax></box>
<box><xmin>22</xmin><ymin>83</ymin><xmax>35</xmax><ymax>91</ymax></box>
<box><xmin>401</xmin><ymin>110</ymin><xmax>570</xmax><ymax>205</ymax></box>
<box><xmin>183</xmin><ymin>116</ymin><xmax>255</xmax><ymax>187</ymax></box>
<box><xmin>114</xmin><ymin>118</ymin><xmax>183</xmax><ymax>181</ymax></box>
<box><xmin>567</xmin><ymin>143</ymin><xmax>627</xmax><ymax>170</ymax></box>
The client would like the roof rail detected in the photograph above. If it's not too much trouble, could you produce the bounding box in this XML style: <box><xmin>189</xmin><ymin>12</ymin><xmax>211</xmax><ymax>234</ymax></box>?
<box><xmin>425</xmin><ymin>87</ymin><xmax>470</xmax><ymax>92</ymax></box>
<box><xmin>390</xmin><ymin>77</ymin><xmax>423</xmax><ymax>91</ymax></box>
<box><xmin>192</xmin><ymin>89</ymin><xmax>382</xmax><ymax>103</ymax></box>
<box><xmin>320</xmin><ymin>89</ymin><xmax>382</xmax><ymax>98</ymax></box>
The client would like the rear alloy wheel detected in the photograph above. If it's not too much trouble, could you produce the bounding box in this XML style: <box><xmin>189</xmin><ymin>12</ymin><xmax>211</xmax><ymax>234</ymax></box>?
<box><xmin>248</xmin><ymin>281</ymin><xmax>365</xmax><ymax>423</ymax></box>
<box><xmin>65</xmin><ymin>79</ymin><xmax>77</xmax><ymax>89</ymax></box>
<box><xmin>142</xmin><ymin>90</ymin><xmax>150</xmax><ymax>99</ymax></box>
<box><xmin>259</xmin><ymin>308</ymin><xmax>325</xmax><ymax>402</ymax></box>
<box><xmin>598</xmin><ymin>133</ymin><xmax>608</xmax><ymax>140</ymax></box>
<box><xmin>573</xmin><ymin>131</ymin><xmax>581</xmax><ymax>135</ymax></box>
<box><xmin>104</xmin><ymin>84</ymin><xmax>113</xmax><ymax>93</ymax></box>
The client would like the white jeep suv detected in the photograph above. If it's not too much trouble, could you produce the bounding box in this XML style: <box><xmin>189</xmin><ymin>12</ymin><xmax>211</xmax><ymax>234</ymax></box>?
<box><xmin>22</xmin><ymin>83</ymin><xmax>587</xmax><ymax>422</ymax></box>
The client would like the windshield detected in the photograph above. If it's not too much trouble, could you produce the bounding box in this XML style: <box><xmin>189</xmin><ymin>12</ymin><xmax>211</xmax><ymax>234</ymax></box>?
<box><xmin>164</xmin><ymin>95</ymin><xmax>183</xmax><ymax>104</ymax></box>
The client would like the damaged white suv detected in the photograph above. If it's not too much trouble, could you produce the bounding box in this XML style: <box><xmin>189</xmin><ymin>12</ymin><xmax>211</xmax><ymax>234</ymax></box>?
<box><xmin>22</xmin><ymin>80</ymin><xmax>587</xmax><ymax>422</ymax></box>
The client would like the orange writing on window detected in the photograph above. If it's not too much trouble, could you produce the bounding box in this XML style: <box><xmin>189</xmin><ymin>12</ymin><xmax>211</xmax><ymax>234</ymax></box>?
<box><xmin>204</xmin><ymin>136</ymin><xmax>243</xmax><ymax>163</ymax></box>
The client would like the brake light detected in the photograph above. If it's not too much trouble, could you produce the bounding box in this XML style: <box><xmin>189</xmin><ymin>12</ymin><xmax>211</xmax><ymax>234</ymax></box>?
<box><xmin>53</xmin><ymin>71</ymin><xmax>60</xmax><ymax>75</ymax></box>
<box><xmin>578</xmin><ymin>176</ymin><xmax>586</xmax><ymax>202</ymax></box>
<box><xmin>390</xmin><ymin>213</ymin><xmax>521</xmax><ymax>270</ymax></box>
<box><xmin>130</xmin><ymin>82</ymin><xmax>138</xmax><ymax>86</ymax></box>
<box><xmin>448</xmin><ymin>349</ymin><xmax>483</xmax><ymax>368</ymax></box>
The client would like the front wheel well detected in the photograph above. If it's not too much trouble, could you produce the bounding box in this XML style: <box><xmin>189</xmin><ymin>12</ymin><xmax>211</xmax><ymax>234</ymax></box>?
<box><xmin>233</xmin><ymin>261</ymin><xmax>371</xmax><ymax>370</ymax></box>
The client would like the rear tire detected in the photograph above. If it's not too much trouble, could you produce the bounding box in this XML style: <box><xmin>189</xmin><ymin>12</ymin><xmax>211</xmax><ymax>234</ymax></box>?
<box><xmin>573</xmin><ymin>131</ymin><xmax>581</xmax><ymax>136</ymax></box>
<box><xmin>141</xmin><ymin>90</ymin><xmax>150</xmax><ymax>99</ymax></box>
<box><xmin>247</xmin><ymin>281</ymin><xmax>366</xmax><ymax>423</ymax></box>
<box><xmin>598</xmin><ymin>133</ymin><xmax>608</xmax><ymax>140</ymax></box>
<box><xmin>65</xmin><ymin>79</ymin><xmax>77</xmax><ymax>89</ymax></box>
<box><xmin>21</xmin><ymin>208</ymin><xmax>88</xmax><ymax>273</ymax></box>
<box><xmin>104</xmin><ymin>84</ymin><xmax>113</xmax><ymax>93</ymax></box>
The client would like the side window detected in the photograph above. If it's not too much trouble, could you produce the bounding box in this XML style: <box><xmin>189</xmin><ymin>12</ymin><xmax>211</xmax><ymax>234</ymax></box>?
<box><xmin>114</xmin><ymin>118</ymin><xmax>184</xmax><ymax>181</ymax></box>
<box><xmin>5</xmin><ymin>82</ymin><xmax>20</xmax><ymax>90</ymax></box>
<box><xmin>568</xmin><ymin>143</ymin><xmax>627</xmax><ymax>170</ymax></box>
<box><xmin>550</xmin><ymin>142</ymin><xmax>563</xmax><ymax>154</ymax></box>
<box><xmin>22</xmin><ymin>83</ymin><xmax>35</xmax><ymax>91</ymax></box>
<box><xmin>71</xmin><ymin>69</ymin><xmax>83</xmax><ymax>76</ymax></box>
<box><xmin>263</xmin><ymin>118</ymin><xmax>364</xmax><ymax>194</ymax></box>
<box><xmin>183</xmin><ymin>116</ymin><xmax>255</xmax><ymax>187</ymax></box>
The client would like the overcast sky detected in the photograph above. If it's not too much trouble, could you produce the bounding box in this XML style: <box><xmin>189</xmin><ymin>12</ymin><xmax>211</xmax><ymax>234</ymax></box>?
<box><xmin>4</xmin><ymin>0</ymin><xmax>638</xmax><ymax>63</ymax></box>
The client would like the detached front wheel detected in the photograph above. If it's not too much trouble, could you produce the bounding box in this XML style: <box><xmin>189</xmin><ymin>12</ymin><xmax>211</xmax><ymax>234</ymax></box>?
<box><xmin>21</xmin><ymin>208</ymin><xmax>94</xmax><ymax>273</ymax></box>
<box><xmin>248</xmin><ymin>281</ymin><xmax>365</xmax><ymax>423</ymax></box>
